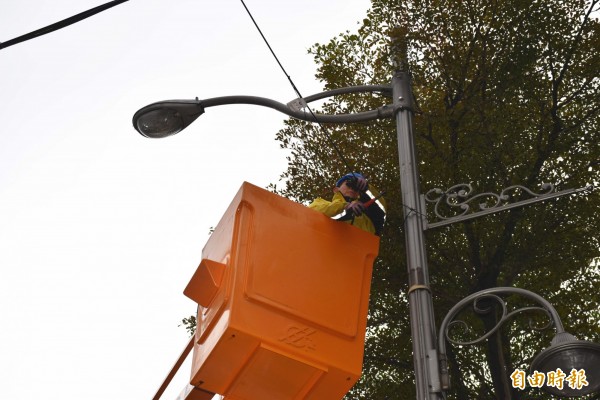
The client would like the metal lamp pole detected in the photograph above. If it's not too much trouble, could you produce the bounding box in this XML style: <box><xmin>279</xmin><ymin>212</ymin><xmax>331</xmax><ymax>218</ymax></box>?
<box><xmin>392</xmin><ymin>67</ymin><xmax>442</xmax><ymax>399</ymax></box>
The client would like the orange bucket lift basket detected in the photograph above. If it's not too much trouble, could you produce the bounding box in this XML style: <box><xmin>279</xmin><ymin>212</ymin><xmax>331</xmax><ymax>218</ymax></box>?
<box><xmin>182</xmin><ymin>182</ymin><xmax>379</xmax><ymax>400</ymax></box>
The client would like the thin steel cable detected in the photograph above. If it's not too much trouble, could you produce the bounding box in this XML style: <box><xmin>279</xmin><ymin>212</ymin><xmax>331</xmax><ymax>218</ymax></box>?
<box><xmin>239</xmin><ymin>0</ymin><xmax>357</xmax><ymax>175</ymax></box>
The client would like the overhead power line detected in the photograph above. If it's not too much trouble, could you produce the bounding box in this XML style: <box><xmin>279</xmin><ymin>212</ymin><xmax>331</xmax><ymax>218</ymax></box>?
<box><xmin>239</xmin><ymin>0</ymin><xmax>358</xmax><ymax>176</ymax></box>
<box><xmin>0</xmin><ymin>0</ymin><xmax>130</xmax><ymax>50</ymax></box>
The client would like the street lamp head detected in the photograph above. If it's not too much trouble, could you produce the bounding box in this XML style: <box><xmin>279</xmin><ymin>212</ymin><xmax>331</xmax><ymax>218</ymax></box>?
<box><xmin>530</xmin><ymin>332</ymin><xmax>600</xmax><ymax>397</ymax></box>
<box><xmin>132</xmin><ymin>99</ymin><xmax>204</xmax><ymax>138</ymax></box>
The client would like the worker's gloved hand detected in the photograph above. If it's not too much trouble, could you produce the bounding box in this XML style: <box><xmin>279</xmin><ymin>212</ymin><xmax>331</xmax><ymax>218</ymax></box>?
<box><xmin>353</xmin><ymin>176</ymin><xmax>368</xmax><ymax>192</ymax></box>
<box><xmin>345</xmin><ymin>201</ymin><xmax>366</xmax><ymax>216</ymax></box>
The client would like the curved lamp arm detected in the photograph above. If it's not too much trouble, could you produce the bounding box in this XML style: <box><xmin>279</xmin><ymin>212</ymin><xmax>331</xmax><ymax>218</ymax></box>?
<box><xmin>132</xmin><ymin>85</ymin><xmax>393</xmax><ymax>138</ymax></box>
<box><xmin>437</xmin><ymin>287</ymin><xmax>565</xmax><ymax>391</ymax></box>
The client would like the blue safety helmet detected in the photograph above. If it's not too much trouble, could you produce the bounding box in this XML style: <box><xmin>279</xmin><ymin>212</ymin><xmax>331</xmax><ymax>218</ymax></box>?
<box><xmin>336</xmin><ymin>172</ymin><xmax>367</xmax><ymax>188</ymax></box>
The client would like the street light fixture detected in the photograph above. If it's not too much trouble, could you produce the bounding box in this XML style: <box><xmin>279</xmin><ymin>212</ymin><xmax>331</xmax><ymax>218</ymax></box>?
<box><xmin>531</xmin><ymin>332</ymin><xmax>600</xmax><ymax>397</ymax></box>
<box><xmin>133</xmin><ymin>99</ymin><xmax>205</xmax><ymax>138</ymax></box>
<box><xmin>133</xmin><ymin>46</ymin><xmax>596</xmax><ymax>399</ymax></box>
<box><xmin>132</xmin><ymin>86</ymin><xmax>395</xmax><ymax>138</ymax></box>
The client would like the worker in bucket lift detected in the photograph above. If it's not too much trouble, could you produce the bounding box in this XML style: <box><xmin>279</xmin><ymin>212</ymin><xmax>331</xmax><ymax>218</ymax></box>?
<box><xmin>308</xmin><ymin>173</ymin><xmax>386</xmax><ymax>235</ymax></box>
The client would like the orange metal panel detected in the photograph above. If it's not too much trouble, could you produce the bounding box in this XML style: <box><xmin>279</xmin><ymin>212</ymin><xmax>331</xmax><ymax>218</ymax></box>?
<box><xmin>227</xmin><ymin>344</ymin><xmax>326</xmax><ymax>399</ymax></box>
<box><xmin>176</xmin><ymin>384</ymin><xmax>216</xmax><ymax>400</ymax></box>
<box><xmin>185</xmin><ymin>259</ymin><xmax>227</xmax><ymax>308</ymax></box>
<box><xmin>184</xmin><ymin>182</ymin><xmax>379</xmax><ymax>399</ymax></box>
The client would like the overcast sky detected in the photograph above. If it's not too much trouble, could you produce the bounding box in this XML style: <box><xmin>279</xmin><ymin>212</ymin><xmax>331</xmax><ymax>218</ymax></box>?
<box><xmin>0</xmin><ymin>1</ymin><xmax>371</xmax><ymax>399</ymax></box>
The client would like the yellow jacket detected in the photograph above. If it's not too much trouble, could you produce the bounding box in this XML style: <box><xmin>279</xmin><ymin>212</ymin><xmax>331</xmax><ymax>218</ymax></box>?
<box><xmin>308</xmin><ymin>190</ymin><xmax>386</xmax><ymax>235</ymax></box>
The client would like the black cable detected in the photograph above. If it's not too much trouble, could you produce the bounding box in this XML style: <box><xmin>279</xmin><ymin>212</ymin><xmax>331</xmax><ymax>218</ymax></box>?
<box><xmin>239</xmin><ymin>0</ymin><xmax>358</xmax><ymax>175</ymax></box>
<box><xmin>0</xmin><ymin>0</ymin><xmax>130</xmax><ymax>50</ymax></box>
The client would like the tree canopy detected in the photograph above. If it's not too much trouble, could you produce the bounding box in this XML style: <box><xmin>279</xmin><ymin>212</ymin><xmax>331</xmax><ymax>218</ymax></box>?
<box><xmin>273</xmin><ymin>0</ymin><xmax>600</xmax><ymax>398</ymax></box>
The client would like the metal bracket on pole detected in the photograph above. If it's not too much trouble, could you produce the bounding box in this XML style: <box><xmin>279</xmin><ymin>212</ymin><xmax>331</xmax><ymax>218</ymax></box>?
<box><xmin>408</xmin><ymin>284</ymin><xmax>431</xmax><ymax>295</ymax></box>
<box><xmin>286</xmin><ymin>97</ymin><xmax>307</xmax><ymax>112</ymax></box>
<box><xmin>392</xmin><ymin>71</ymin><xmax>414</xmax><ymax>115</ymax></box>
<box><xmin>424</xmin><ymin>184</ymin><xmax>593</xmax><ymax>230</ymax></box>
<box><xmin>427</xmin><ymin>349</ymin><xmax>442</xmax><ymax>393</ymax></box>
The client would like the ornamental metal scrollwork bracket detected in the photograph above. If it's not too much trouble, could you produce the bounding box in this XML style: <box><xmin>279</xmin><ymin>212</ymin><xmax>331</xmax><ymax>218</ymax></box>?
<box><xmin>441</xmin><ymin>292</ymin><xmax>555</xmax><ymax>348</ymax></box>
<box><xmin>424</xmin><ymin>183</ymin><xmax>593</xmax><ymax>230</ymax></box>
<box><xmin>437</xmin><ymin>287</ymin><xmax>566</xmax><ymax>391</ymax></box>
